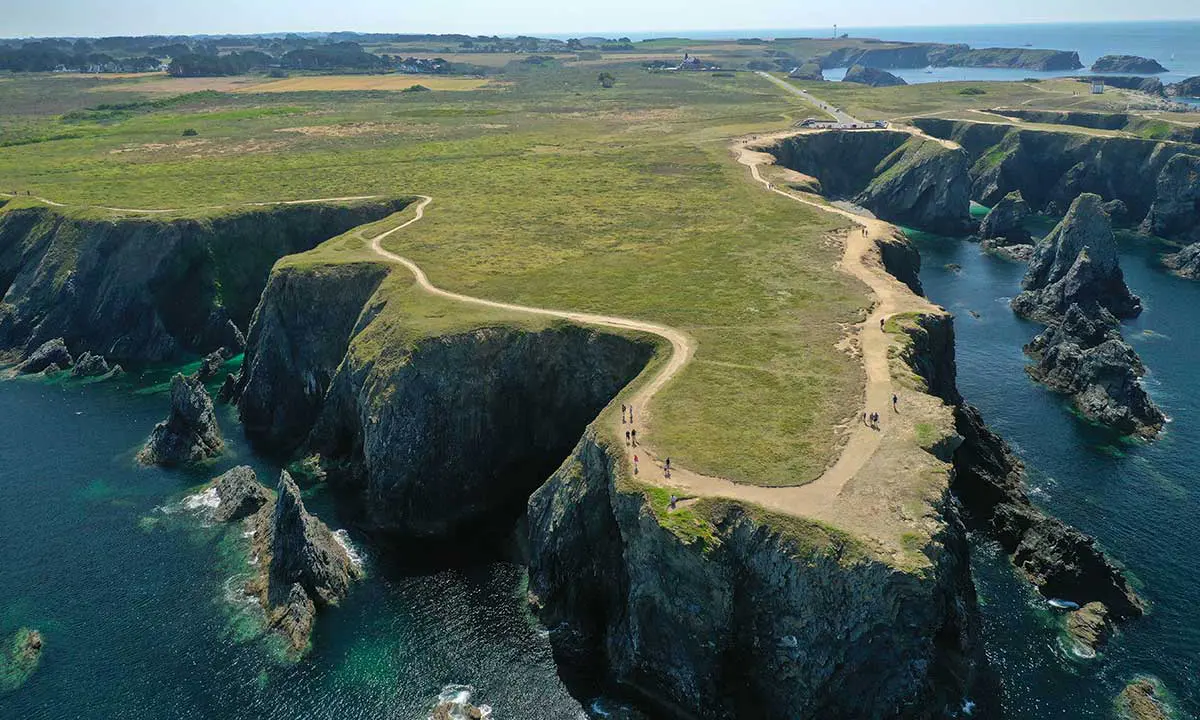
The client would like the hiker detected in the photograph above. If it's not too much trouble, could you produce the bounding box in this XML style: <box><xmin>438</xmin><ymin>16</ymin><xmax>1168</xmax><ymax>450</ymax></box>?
<box><xmin>634</xmin><ymin>455</ymin><xmax>639</xmax><ymax>474</ymax></box>
<box><xmin>625</xmin><ymin>430</ymin><xmax>631</xmax><ymax>446</ymax></box>
<box><xmin>622</xmin><ymin>403</ymin><xmax>627</xmax><ymax>424</ymax></box>
<box><xmin>862</xmin><ymin>411</ymin><xmax>867</xmax><ymax>425</ymax></box>
<box><xmin>631</xmin><ymin>429</ymin><xmax>638</xmax><ymax>447</ymax></box>
<box><xmin>669</xmin><ymin>494</ymin><xmax>677</xmax><ymax>510</ymax></box>
<box><xmin>880</xmin><ymin>317</ymin><xmax>885</xmax><ymax>330</ymax></box>
<box><xmin>664</xmin><ymin>457</ymin><xmax>672</xmax><ymax>478</ymax></box>
<box><xmin>629</xmin><ymin>405</ymin><xmax>634</xmax><ymax>423</ymax></box>
<box><xmin>892</xmin><ymin>393</ymin><xmax>899</xmax><ymax>411</ymax></box>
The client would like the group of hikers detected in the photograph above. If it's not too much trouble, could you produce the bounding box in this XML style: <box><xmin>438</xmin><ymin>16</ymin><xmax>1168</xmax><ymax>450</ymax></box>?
<box><xmin>623</xmin><ymin>403</ymin><xmax>672</xmax><ymax>481</ymax></box>
<box><xmin>863</xmin><ymin>393</ymin><xmax>900</xmax><ymax>429</ymax></box>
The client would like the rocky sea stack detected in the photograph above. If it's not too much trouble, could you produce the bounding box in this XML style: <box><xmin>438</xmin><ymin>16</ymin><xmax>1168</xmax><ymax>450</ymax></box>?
<box><xmin>137</xmin><ymin>373</ymin><xmax>223</xmax><ymax>466</ymax></box>
<box><xmin>842</xmin><ymin>64</ymin><xmax>907</xmax><ymax>87</ymax></box>
<box><xmin>978</xmin><ymin>190</ymin><xmax>1034</xmax><ymax>259</ymax></box>
<box><xmin>1013</xmin><ymin>193</ymin><xmax>1142</xmax><ymax>322</ymax></box>
<box><xmin>1011</xmin><ymin>194</ymin><xmax>1162</xmax><ymax>437</ymax></box>
<box><xmin>248</xmin><ymin>471</ymin><xmax>360</xmax><ymax>654</ymax></box>
<box><xmin>1025</xmin><ymin>304</ymin><xmax>1165</xmax><ymax>437</ymax></box>
<box><xmin>1116</xmin><ymin>678</ymin><xmax>1172</xmax><ymax>720</ymax></box>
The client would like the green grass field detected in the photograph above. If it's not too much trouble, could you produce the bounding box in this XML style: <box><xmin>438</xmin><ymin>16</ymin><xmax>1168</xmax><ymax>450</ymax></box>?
<box><xmin>0</xmin><ymin>62</ymin><xmax>869</xmax><ymax>487</ymax></box>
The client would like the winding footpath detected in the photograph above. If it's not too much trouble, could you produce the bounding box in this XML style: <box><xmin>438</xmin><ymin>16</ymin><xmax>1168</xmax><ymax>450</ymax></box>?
<box><xmin>3</xmin><ymin>106</ymin><xmax>933</xmax><ymax>519</ymax></box>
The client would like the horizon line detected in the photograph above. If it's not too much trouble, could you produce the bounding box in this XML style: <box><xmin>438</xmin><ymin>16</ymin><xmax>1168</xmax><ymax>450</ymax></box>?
<box><xmin>5</xmin><ymin>16</ymin><xmax>1200</xmax><ymax>41</ymax></box>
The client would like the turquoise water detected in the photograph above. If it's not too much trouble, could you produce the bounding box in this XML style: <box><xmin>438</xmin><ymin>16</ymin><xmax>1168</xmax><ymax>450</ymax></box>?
<box><xmin>0</xmin><ymin>370</ymin><xmax>590</xmax><ymax>719</ymax></box>
<box><xmin>911</xmin><ymin>228</ymin><xmax>1200</xmax><ymax>718</ymax></box>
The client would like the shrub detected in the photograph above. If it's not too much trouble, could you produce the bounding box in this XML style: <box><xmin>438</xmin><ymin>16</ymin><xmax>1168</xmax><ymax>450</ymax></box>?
<box><xmin>181</xmin><ymin>128</ymin><xmax>198</xmax><ymax>136</ymax></box>
<box><xmin>402</xmin><ymin>84</ymin><xmax>430</xmax><ymax>93</ymax></box>
<box><xmin>958</xmin><ymin>87</ymin><xmax>986</xmax><ymax>96</ymax></box>
<box><xmin>598</xmin><ymin>71</ymin><xmax>616</xmax><ymax>89</ymax></box>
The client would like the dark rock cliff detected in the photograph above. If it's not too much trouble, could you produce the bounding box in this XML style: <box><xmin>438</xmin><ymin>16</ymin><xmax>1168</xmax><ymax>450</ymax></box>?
<box><xmin>309</xmin><ymin>324</ymin><xmax>655</xmax><ymax>539</ymax></box>
<box><xmin>768</xmin><ymin>131</ymin><xmax>973</xmax><ymax>234</ymax></box>
<box><xmin>527</xmin><ymin>432</ymin><xmax>984</xmax><ymax>719</ymax></box>
<box><xmin>820</xmin><ymin>44</ymin><xmax>1080</xmax><ymax>71</ymax></box>
<box><xmin>1170</xmin><ymin>76</ymin><xmax>1200</xmax><ymax>97</ymax></box>
<box><xmin>0</xmin><ymin>198</ymin><xmax>409</xmax><ymax>364</ymax></box>
<box><xmin>910</xmin><ymin>118</ymin><xmax>1200</xmax><ymax>244</ymax></box>
<box><xmin>1162</xmin><ymin>242</ymin><xmax>1200</xmax><ymax>279</ymax></box>
<box><xmin>239</xmin><ymin>262</ymin><xmax>390</xmax><ymax>454</ymax></box>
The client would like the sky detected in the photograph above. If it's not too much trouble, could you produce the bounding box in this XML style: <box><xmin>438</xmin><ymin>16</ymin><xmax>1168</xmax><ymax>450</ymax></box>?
<box><xmin>2</xmin><ymin>0</ymin><xmax>1199</xmax><ymax>38</ymax></box>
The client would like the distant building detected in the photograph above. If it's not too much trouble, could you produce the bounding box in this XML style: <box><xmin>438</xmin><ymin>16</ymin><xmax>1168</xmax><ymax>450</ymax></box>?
<box><xmin>676</xmin><ymin>53</ymin><xmax>706</xmax><ymax>71</ymax></box>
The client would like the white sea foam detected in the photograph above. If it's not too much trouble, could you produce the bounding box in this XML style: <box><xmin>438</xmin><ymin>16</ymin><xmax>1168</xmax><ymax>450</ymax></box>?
<box><xmin>183</xmin><ymin>486</ymin><xmax>220</xmax><ymax>511</ymax></box>
<box><xmin>333</xmin><ymin>528</ymin><xmax>364</xmax><ymax>568</ymax></box>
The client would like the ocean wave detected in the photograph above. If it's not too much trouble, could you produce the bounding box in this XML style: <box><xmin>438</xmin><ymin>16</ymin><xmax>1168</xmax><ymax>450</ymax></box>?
<box><xmin>333</xmin><ymin>529</ymin><xmax>364</xmax><ymax>568</ymax></box>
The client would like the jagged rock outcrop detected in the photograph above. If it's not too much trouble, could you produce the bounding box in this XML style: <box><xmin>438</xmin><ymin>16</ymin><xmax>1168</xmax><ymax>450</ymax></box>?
<box><xmin>239</xmin><ymin>262</ymin><xmax>390</xmax><ymax>453</ymax></box>
<box><xmin>211</xmin><ymin>465</ymin><xmax>271</xmax><ymax>522</ymax></box>
<box><xmin>71</xmin><ymin>350</ymin><xmax>112</xmax><ymax>377</ymax></box>
<box><xmin>248</xmin><ymin>470</ymin><xmax>359</xmax><ymax>653</ymax></box>
<box><xmin>1024</xmin><ymin>303</ymin><xmax>1165</xmax><ymax>437</ymax></box>
<box><xmin>14</xmin><ymin>337</ymin><xmax>72</xmax><ymax>374</ymax></box>
<box><xmin>767</xmin><ymin>131</ymin><xmax>972</xmax><ymax>234</ymax></box>
<box><xmin>137</xmin><ymin>373</ymin><xmax>223</xmax><ymax>465</ymax></box>
<box><xmin>1012</xmin><ymin>194</ymin><xmax>1141</xmax><ymax>322</ymax></box>
<box><xmin>1141</xmin><ymin>153</ymin><xmax>1200</xmax><ymax>245</ymax></box>
<box><xmin>1090</xmin><ymin>55</ymin><xmax>1167</xmax><ymax>74</ymax></box>
<box><xmin>0</xmin><ymin>198</ymin><xmax>410</xmax><ymax>364</ymax></box>
<box><xmin>978</xmin><ymin>190</ymin><xmax>1034</xmax><ymax>258</ymax></box>
<box><xmin>217</xmin><ymin>371</ymin><xmax>242</xmax><ymax>404</ymax></box>
<box><xmin>842</xmin><ymin>64</ymin><xmax>906</xmax><ymax>87</ymax></box>
<box><xmin>196</xmin><ymin>347</ymin><xmax>230</xmax><ymax>381</ymax></box>
<box><xmin>1169</xmin><ymin>76</ymin><xmax>1200</xmax><ymax>97</ymax></box>
<box><xmin>527</xmin><ymin>431</ymin><xmax>985</xmax><ymax>719</ymax></box>
<box><xmin>910</xmin><ymin>118</ymin><xmax>1200</xmax><ymax>244</ymax></box>
<box><xmin>1117</xmin><ymin>678</ymin><xmax>1171</xmax><ymax>720</ymax></box>
<box><xmin>1065</xmin><ymin>601</ymin><xmax>1113</xmax><ymax>655</ymax></box>
<box><xmin>428</xmin><ymin>686</ymin><xmax>492</xmax><ymax>720</ymax></box>
<box><xmin>951</xmin><ymin>404</ymin><xmax>1143</xmax><ymax>619</ymax></box>
<box><xmin>1163</xmin><ymin>242</ymin><xmax>1200</xmax><ymax>278</ymax></box>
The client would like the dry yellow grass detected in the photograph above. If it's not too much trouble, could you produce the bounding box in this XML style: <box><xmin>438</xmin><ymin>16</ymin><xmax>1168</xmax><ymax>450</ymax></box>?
<box><xmin>235</xmin><ymin>75</ymin><xmax>494</xmax><ymax>93</ymax></box>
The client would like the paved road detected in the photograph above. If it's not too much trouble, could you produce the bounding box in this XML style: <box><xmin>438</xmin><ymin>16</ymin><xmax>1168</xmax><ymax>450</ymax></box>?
<box><xmin>756</xmin><ymin>71</ymin><xmax>863</xmax><ymax>125</ymax></box>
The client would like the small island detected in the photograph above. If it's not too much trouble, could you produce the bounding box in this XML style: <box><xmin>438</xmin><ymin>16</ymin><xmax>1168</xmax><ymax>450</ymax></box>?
<box><xmin>1090</xmin><ymin>54</ymin><xmax>1168</xmax><ymax>73</ymax></box>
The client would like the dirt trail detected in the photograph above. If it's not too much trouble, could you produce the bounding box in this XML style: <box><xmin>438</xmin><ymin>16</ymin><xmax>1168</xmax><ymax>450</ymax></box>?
<box><xmin>0</xmin><ymin>191</ymin><xmax>381</xmax><ymax>214</ymax></box>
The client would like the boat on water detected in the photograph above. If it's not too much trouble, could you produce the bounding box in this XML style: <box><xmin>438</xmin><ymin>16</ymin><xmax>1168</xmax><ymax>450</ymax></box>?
<box><xmin>1048</xmin><ymin>598</ymin><xmax>1081</xmax><ymax>610</ymax></box>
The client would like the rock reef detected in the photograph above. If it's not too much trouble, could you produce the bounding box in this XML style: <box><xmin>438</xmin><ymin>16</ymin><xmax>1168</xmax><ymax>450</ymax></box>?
<box><xmin>767</xmin><ymin>130</ymin><xmax>973</xmax><ymax>233</ymax></box>
<box><xmin>1065</xmin><ymin>601</ymin><xmax>1113</xmax><ymax>655</ymax></box>
<box><xmin>0</xmin><ymin>628</ymin><xmax>43</xmax><ymax>693</ymax></box>
<box><xmin>137</xmin><ymin>373</ymin><xmax>223</xmax><ymax>466</ymax></box>
<box><xmin>247</xmin><ymin>470</ymin><xmax>360</xmax><ymax>654</ymax></box>
<box><xmin>842</xmin><ymin>64</ymin><xmax>906</xmax><ymax>87</ymax></box>
<box><xmin>1090</xmin><ymin>55</ymin><xmax>1167</xmax><ymax>74</ymax></box>
<box><xmin>1117</xmin><ymin>678</ymin><xmax>1171</xmax><ymax>720</ymax></box>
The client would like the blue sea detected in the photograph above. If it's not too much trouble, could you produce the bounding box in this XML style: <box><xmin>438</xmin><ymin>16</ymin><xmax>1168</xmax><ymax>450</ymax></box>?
<box><xmin>620</xmin><ymin>21</ymin><xmax>1200</xmax><ymax>87</ymax></box>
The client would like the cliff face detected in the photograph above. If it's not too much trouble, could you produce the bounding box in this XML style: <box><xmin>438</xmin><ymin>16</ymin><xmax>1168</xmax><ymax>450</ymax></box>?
<box><xmin>768</xmin><ymin>131</ymin><xmax>973</xmax><ymax>234</ymax></box>
<box><xmin>238</xmin><ymin>262</ymin><xmax>390</xmax><ymax>454</ymax></box>
<box><xmin>911</xmin><ymin>118</ymin><xmax>1200</xmax><ymax>243</ymax></box>
<box><xmin>0</xmin><ymin>199</ymin><xmax>409</xmax><ymax>364</ymax></box>
<box><xmin>310</xmin><ymin>324</ymin><xmax>655</xmax><ymax>539</ymax></box>
<box><xmin>527</xmin><ymin>432</ymin><xmax>983</xmax><ymax>719</ymax></box>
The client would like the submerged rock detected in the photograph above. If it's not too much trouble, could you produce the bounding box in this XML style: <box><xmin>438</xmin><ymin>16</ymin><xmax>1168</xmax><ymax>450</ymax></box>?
<box><xmin>0</xmin><ymin>628</ymin><xmax>43</xmax><ymax>692</ymax></box>
<box><xmin>842</xmin><ymin>64</ymin><xmax>907</xmax><ymax>87</ymax></box>
<box><xmin>15</xmin><ymin>338</ymin><xmax>72</xmax><ymax>374</ymax></box>
<box><xmin>1065</xmin><ymin>601</ymin><xmax>1113</xmax><ymax>655</ymax></box>
<box><xmin>212</xmin><ymin>465</ymin><xmax>271</xmax><ymax>522</ymax></box>
<box><xmin>196</xmin><ymin>347</ymin><xmax>231</xmax><ymax>381</ymax></box>
<box><xmin>1163</xmin><ymin>242</ymin><xmax>1200</xmax><ymax>279</ymax></box>
<box><xmin>248</xmin><ymin>471</ymin><xmax>360</xmax><ymax>654</ymax></box>
<box><xmin>137</xmin><ymin>373</ymin><xmax>223</xmax><ymax>466</ymax></box>
<box><xmin>1117</xmin><ymin>678</ymin><xmax>1171</xmax><ymax>720</ymax></box>
<box><xmin>1013</xmin><ymin>193</ymin><xmax>1142</xmax><ymax>321</ymax></box>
